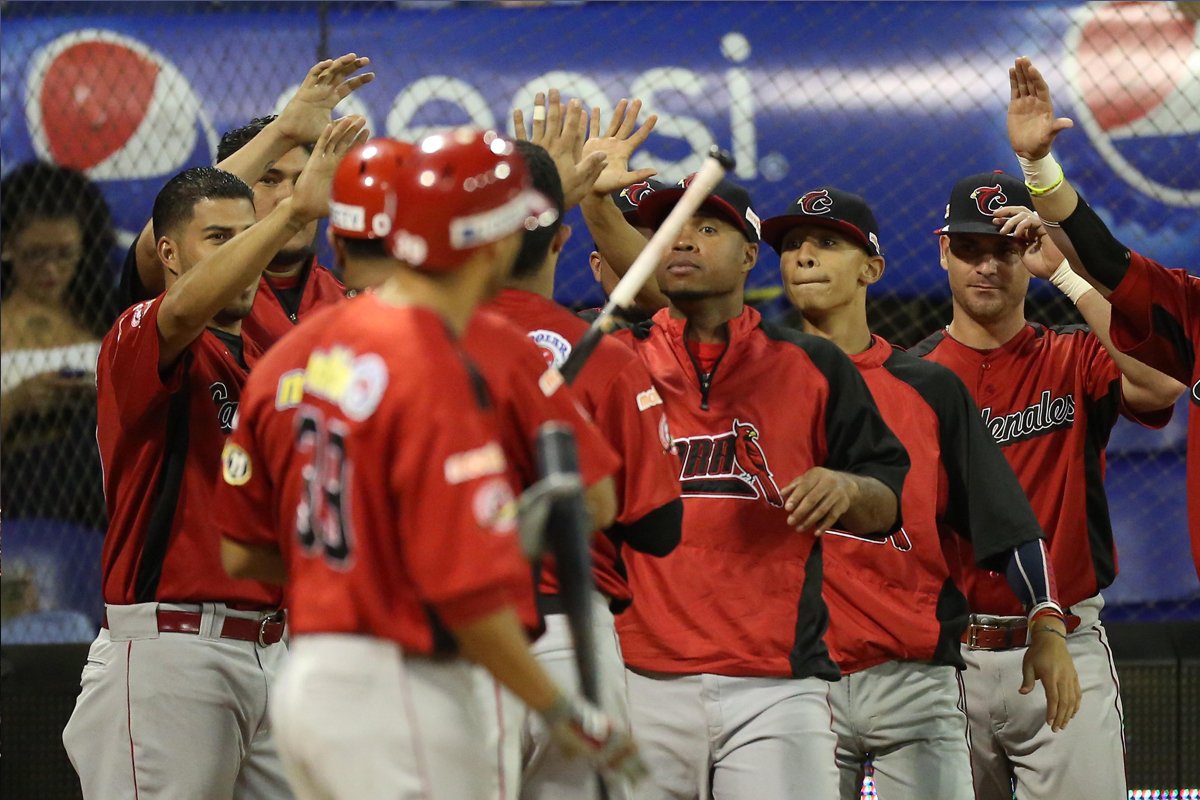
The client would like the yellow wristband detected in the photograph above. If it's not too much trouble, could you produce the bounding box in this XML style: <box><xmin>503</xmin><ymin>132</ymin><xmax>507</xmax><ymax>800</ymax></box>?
<box><xmin>1026</xmin><ymin>168</ymin><xmax>1065</xmax><ymax>197</ymax></box>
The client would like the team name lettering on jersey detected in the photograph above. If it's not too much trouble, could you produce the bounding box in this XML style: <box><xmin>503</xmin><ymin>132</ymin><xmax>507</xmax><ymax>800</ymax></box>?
<box><xmin>673</xmin><ymin>419</ymin><xmax>785</xmax><ymax>507</ymax></box>
<box><xmin>302</xmin><ymin>347</ymin><xmax>389</xmax><ymax>421</ymax></box>
<box><xmin>979</xmin><ymin>389</ymin><xmax>1076</xmax><ymax>446</ymax></box>
<box><xmin>209</xmin><ymin>381</ymin><xmax>238</xmax><ymax>433</ymax></box>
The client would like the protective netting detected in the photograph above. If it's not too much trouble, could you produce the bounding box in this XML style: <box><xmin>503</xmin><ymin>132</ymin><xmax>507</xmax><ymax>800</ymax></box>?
<box><xmin>1</xmin><ymin>1</ymin><xmax>1198</xmax><ymax>645</ymax></box>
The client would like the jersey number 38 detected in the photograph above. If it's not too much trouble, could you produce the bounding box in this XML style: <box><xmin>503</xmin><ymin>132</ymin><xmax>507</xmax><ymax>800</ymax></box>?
<box><xmin>295</xmin><ymin>407</ymin><xmax>354</xmax><ymax>568</ymax></box>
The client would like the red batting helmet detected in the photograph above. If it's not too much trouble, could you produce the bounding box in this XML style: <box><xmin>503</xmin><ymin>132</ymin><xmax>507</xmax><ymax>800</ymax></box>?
<box><xmin>387</xmin><ymin>128</ymin><xmax>556</xmax><ymax>271</ymax></box>
<box><xmin>329</xmin><ymin>137</ymin><xmax>416</xmax><ymax>240</ymax></box>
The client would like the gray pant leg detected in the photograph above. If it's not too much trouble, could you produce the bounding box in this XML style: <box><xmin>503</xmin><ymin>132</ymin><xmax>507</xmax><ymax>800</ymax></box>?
<box><xmin>828</xmin><ymin>677</ymin><xmax>868</xmax><ymax>800</ymax></box>
<box><xmin>853</xmin><ymin>662</ymin><xmax>974</xmax><ymax>800</ymax></box>
<box><xmin>625</xmin><ymin>670</ymin><xmax>708</xmax><ymax>800</ymax></box>
<box><xmin>234</xmin><ymin>641</ymin><xmax>293</xmax><ymax>800</ymax></box>
<box><xmin>998</xmin><ymin>623</ymin><xmax>1126</xmax><ymax>800</ymax></box>
<box><xmin>708</xmin><ymin>675</ymin><xmax>838</xmax><ymax>800</ymax></box>
<box><xmin>63</xmin><ymin>620</ymin><xmax>285</xmax><ymax>800</ymax></box>
<box><xmin>523</xmin><ymin>603</ymin><xmax>632</xmax><ymax>800</ymax></box>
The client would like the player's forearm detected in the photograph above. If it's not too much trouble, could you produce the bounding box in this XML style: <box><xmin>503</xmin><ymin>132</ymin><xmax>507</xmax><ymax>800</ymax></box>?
<box><xmin>580</xmin><ymin>194</ymin><xmax>668</xmax><ymax>310</ymax></box>
<box><xmin>453</xmin><ymin>606</ymin><xmax>562</xmax><ymax>714</ymax></box>
<box><xmin>1003</xmin><ymin>538</ymin><xmax>1059</xmax><ymax>614</ymax></box>
<box><xmin>836</xmin><ymin>474</ymin><xmax>898</xmax><ymax>535</ymax></box>
<box><xmin>216</xmin><ymin>118</ymin><xmax>295</xmax><ymax>188</ymax></box>
<box><xmin>584</xmin><ymin>475</ymin><xmax>618</xmax><ymax>531</ymax></box>
<box><xmin>1073</xmin><ymin>293</ymin><xmax>1185</xmax><ymax>411</ymax></box>
<box><xmin>1055</xmin><ymin>194</ymin><xmax>1131</xmax><ymax>294</ymax></box>
<box><xmin>158</xmin><ymin>198</ymin><xmax>308</xmax><ymax>354</ymax></box>
<box><xmin>221</xmin><ymin>538</ymin><xmax>287</xmax><ymax>585</ymax></box>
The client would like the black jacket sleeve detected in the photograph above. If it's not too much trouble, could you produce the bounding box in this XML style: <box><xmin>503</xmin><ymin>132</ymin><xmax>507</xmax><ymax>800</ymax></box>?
<box><xmin>607</xmin><ymin>497</ymin><xmax>683</xmax><ymax>557</ymax></box>
<box><xmin>890</xmin><ymin>354</ymin><xmax>1044</xmax><ymax>572</ymax></box>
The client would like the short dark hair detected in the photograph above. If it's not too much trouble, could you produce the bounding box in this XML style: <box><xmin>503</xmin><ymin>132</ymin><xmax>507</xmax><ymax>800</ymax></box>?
<box><xmin>510</xmin><ymin>140</ymin><xmax>564</xmax><ymax>279</ymax></box>
<box><xmin>217</xmin><ymin>115</ymin><xmax>314</xmax><ymax>163</ymax></box>
<box><xmin>0</xmin><ymin>160</ymin><xmax>120</xmax><ymax>334</ymax></box>
<box><xmin>340</xmin><ymin>236</ymin><xmax>391</xmax><ymax>260</ymax></box>
<box><xmin>152</xmin><ymin>167</ymin><xmax>254</xmax><ymax>240</ymax></box>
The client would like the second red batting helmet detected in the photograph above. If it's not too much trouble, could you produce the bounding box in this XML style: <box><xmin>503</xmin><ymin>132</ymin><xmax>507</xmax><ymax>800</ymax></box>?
<box><xmin>329</xmin><ymin>137</ymin><xmax>416</xmax><ymax>240</ymax></box>
<box><xmin>387</xmin><ymin>128</ymin><xmax>556</xmax><ymax>271</ymax></box>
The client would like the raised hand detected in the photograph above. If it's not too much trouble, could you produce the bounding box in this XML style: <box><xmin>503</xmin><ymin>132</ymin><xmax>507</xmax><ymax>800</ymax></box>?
<box><xmin>275</xmin><ymin>53</ymin><xmax>375</xmax><ymax>148</ymax></box>
<box><xmin>290</xmin><ymin>116</ymin><xmax>369</xmax><ymax>223</ymax></box>
<box><xmin>1008</xmin><ymin>56</ymin><xmax>1074</xmax><ymax>160</ymax></box>
<box><xmin>992</xmin><ymin>205</ymin><xmax>1065</xmax><ymax>279</ymax></box>
<box><xmin>513</xmin><ymin>89</ymin><xmax>607</xmax><ymax>211</ymax></box>
<box><xmin>582</xmin><ymin>98</ymin><xmax>658</xmax><ymax>196</ymax></box>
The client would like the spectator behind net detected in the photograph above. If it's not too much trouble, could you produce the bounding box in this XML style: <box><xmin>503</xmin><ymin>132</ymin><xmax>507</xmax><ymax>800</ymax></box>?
<box><xmin>1</xmin><ymin>161</ymin><xmax>120</xmax><ymax>527</ymax></box>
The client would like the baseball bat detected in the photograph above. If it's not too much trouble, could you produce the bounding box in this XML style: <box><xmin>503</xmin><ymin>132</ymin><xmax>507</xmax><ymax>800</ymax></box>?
<box><xmin>557</xmin><ymin>146</ymin><xmax>735</xmax><ymax>386</ymax></box>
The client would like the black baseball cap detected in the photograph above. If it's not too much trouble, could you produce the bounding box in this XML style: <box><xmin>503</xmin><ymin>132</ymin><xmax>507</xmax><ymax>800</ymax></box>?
<box><xmin>761</xmin><ymin>187</ymin><xmax>882</xmax><ymax>257</ymax></box>
<box><xmin>613</xmin><ymin>178</ymin><xmax>667</xmax><ymax>224</ymax></box>
<box><xmin>635</xmin><ymin>175</ymin><xmax>761</xmax><ymax>243</ymax></box>
<box><xmin>935</xmin><ymin>170</ymin><xmax>1032</xmax><ymax>236</ymax></box>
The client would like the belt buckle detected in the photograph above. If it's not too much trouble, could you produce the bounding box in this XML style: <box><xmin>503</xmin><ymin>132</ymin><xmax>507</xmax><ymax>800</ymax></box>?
<box><xmin>257</xmin><ymin>613</ymin><xmax>280</xmax><ymax>647</ymax></box>
<box><xmin>967</xmin><ymin>626</ymin><xmax>981</xmax><ymax>649</ymax></box>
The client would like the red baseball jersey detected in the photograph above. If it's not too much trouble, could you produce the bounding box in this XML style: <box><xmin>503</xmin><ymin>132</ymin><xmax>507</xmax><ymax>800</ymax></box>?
<box><xmin>215</xmin><ymin>295</ymin><xmax>532</xmax><ymax>651</ymax></box>
<box><xmin>614</xmin><ymin>307</ymin><xmax>909</xmax><ymax>679</ymax></box>
<box><xmin>96</xmin><ymin>296</ymin><xmax>278</xmax><ymax>608</ymax></box>
<box><xmin>1106</xmin><ymin>251</ymin><xmax>1200</xmax><ymax>577</ymax></box>
<box><xmin>239</xmin><ymin>257</ymin><xmax>346</xmax><ymax>350</ymax></box>
<box><xmin>824</xmin><ymin>335</ymin><xmax>1043</xmax><ymax>674</ymax></box>
<box><xmin>912</xmin><ymin>322</ymin><xmax>1170</xmax><ymax>614</ymax></box>
<box><xmin>484</xmin><ymin>289</ymin><xmax>680</xmax><ymax>606</ymax></box>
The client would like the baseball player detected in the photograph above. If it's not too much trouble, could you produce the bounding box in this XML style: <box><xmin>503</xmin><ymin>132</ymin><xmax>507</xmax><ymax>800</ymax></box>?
<box><xmin>910</xmin><ymin>168</ymin><xmax>1183</xmax><ymax>799</ymax></box>
<box><xmin>480</xmin><ymin>136</ymin><xmax>683</xmax><ymax>800</ymax></box>
<box><xmin>297</xmin><ymin>134</ymin><xmax>627</xmax><ymax>800</ymax></box>
<box><xmin>61</xmin><ymin>115</ymin><xmax>366</xmax><ymax>800</ymax></box>
<box><xmin>762</xmin><ymin>186</ymin><xmax>1080</xmax><ymax>799</ymax></box>
<box><xmin>122</xmin><ymin>53</ymin><xmax>372</xmax><ymax>348</ymax></box>
<box><xmin>1006</xmin><ymin>55</ymin><xmax>1198</xmax><ymax>576</ymax></box>
<box><xmin>602</xmin><ymin>176</ymin><xmax>910</xmax><ymax>800</ymax></box>
<box><xmin>215</xmin><ymin>129</ymin><xmax>641</xmax><ymax>800</ymax></box>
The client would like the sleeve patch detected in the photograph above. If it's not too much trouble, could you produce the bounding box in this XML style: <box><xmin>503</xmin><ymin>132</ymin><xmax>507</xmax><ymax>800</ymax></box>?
<box><xmin>636</xmin><ymin>386</ymin><xmax>664</xmax><ymax>411</ymax></box>
<box><xmin>222</xmin><ymin>441</ymin><xmax>252</xmax><ymax>486</ymax></box>
<box><xmin>444</xmin><ymin>441</ymin><xmax>507</xmax><ymax>484</ymax></box>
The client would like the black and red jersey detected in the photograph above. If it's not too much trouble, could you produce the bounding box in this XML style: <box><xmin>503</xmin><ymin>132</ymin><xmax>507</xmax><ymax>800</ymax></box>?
<box><xmin>614</xmin><ymin>306</ymin><xmax>909</xmax><ymax>680</ymax></box>
<box><xmin>1106</xmin><ymin>251</ymin><xmax>1200</xmax><ymax>577</ymax></box>
<box><xmin>912</xmin><ymin>322</ymin><xmax>1170</xmax><ymax>613</ymax></box>
<box><xmin>484</xmin><ymin>289</ymin><xmax>681</xmax><ymax>607</ymax></box>
<box><xmin>824</xmin><ymin>335</ymin><xmax>1043</xmax><ymax>674</ymax></box>
<box><xmin>240</xmin><ymin>258</ymin><xmax>346</xmax><ymax>350</ymax></box>
<box><xmin>96</xmin><ymin>296</ymin><xmax>278</xmax><ymax>609</ymax></box>
<box><xmin>215</xmin><ymin>295</ymin><xmax>533</xmax><ymax>651</ymax></box>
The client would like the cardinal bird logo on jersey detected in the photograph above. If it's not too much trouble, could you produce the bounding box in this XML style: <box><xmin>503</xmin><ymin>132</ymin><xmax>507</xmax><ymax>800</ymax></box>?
<box><xmin>971</xmin><ymin>184</ymin><xmax>1008</xmax><ymax>216</ymax></box>
<box><xmin>673</xmin><ymin>419</ymin><xmax>785</xmax><ymax>507</ymax></box>
<box><xmin>799</xmin><ymin>189</ymin><xmax>834</xmax><ymax>215</ymax></box>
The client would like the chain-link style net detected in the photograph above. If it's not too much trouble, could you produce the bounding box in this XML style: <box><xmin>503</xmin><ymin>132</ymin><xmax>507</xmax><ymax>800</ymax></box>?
<box><xmin>1</xmin><ymin>1</ymin><xmax>1197</xmax><ymax>635</ymax></box>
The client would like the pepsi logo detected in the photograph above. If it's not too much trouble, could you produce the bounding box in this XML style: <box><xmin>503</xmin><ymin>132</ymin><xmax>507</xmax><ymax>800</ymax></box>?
<box><xmin>25</xmin><ymin>30</ymin><xmax>216</xmax><ymax>180</ymax></box>
<box><xmin>1065</xmin><ymin>3</ymin><xmax>1200</xmax><ymax>207</ymax></box>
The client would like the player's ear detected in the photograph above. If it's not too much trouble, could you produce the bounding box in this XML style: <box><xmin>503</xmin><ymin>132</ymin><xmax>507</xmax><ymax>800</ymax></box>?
<box><xmin>589</xmin><ymin>250</ymin><xmax>603</xmax><ymax>281</ymax></box>
<box><xmin>863</xmin><ymin>255</ymin><xmax>885</xmax><ymax>285</ymax></box>
<box><xmin>328</xmin><ymin>229</ymin><xmax>348</xmax><ymax>272</ymax></box>
<box><xmin>939</xmin><ymin>236</ymin><xmax>950</xmax><ymax>272</ymax></box>
<box><xmin>551</xmin><ymin>223</ymin><xmax>571</xmax><ymax>255</ymax></box>
<box><xmin>157</xmin><ymin>235</ymin><xmax>180</xmax><ymax>279</ymax></box>
<box><xmin>741</xmin><ymin>241</ymin><xmax>759</xmax><ymax>275</ymax></box>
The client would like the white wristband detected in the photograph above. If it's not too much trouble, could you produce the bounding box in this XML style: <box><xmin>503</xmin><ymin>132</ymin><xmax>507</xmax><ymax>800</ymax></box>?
<box><xmin>1049</xmin><ymin>259</ymin><xmax>1092</xmax><ymax>304</ymax></box>
<box><xmin>1017</xmin><ymin>151</ymin><xmax>1061</xmax><ymax>190</ymax></box>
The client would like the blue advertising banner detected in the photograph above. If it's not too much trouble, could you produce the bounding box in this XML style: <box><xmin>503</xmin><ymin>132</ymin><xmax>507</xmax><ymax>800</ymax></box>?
<box><xmin>1</xmin><ymin>1</ymin><xmax>1197</xmax><ymax>307</ymax></box>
